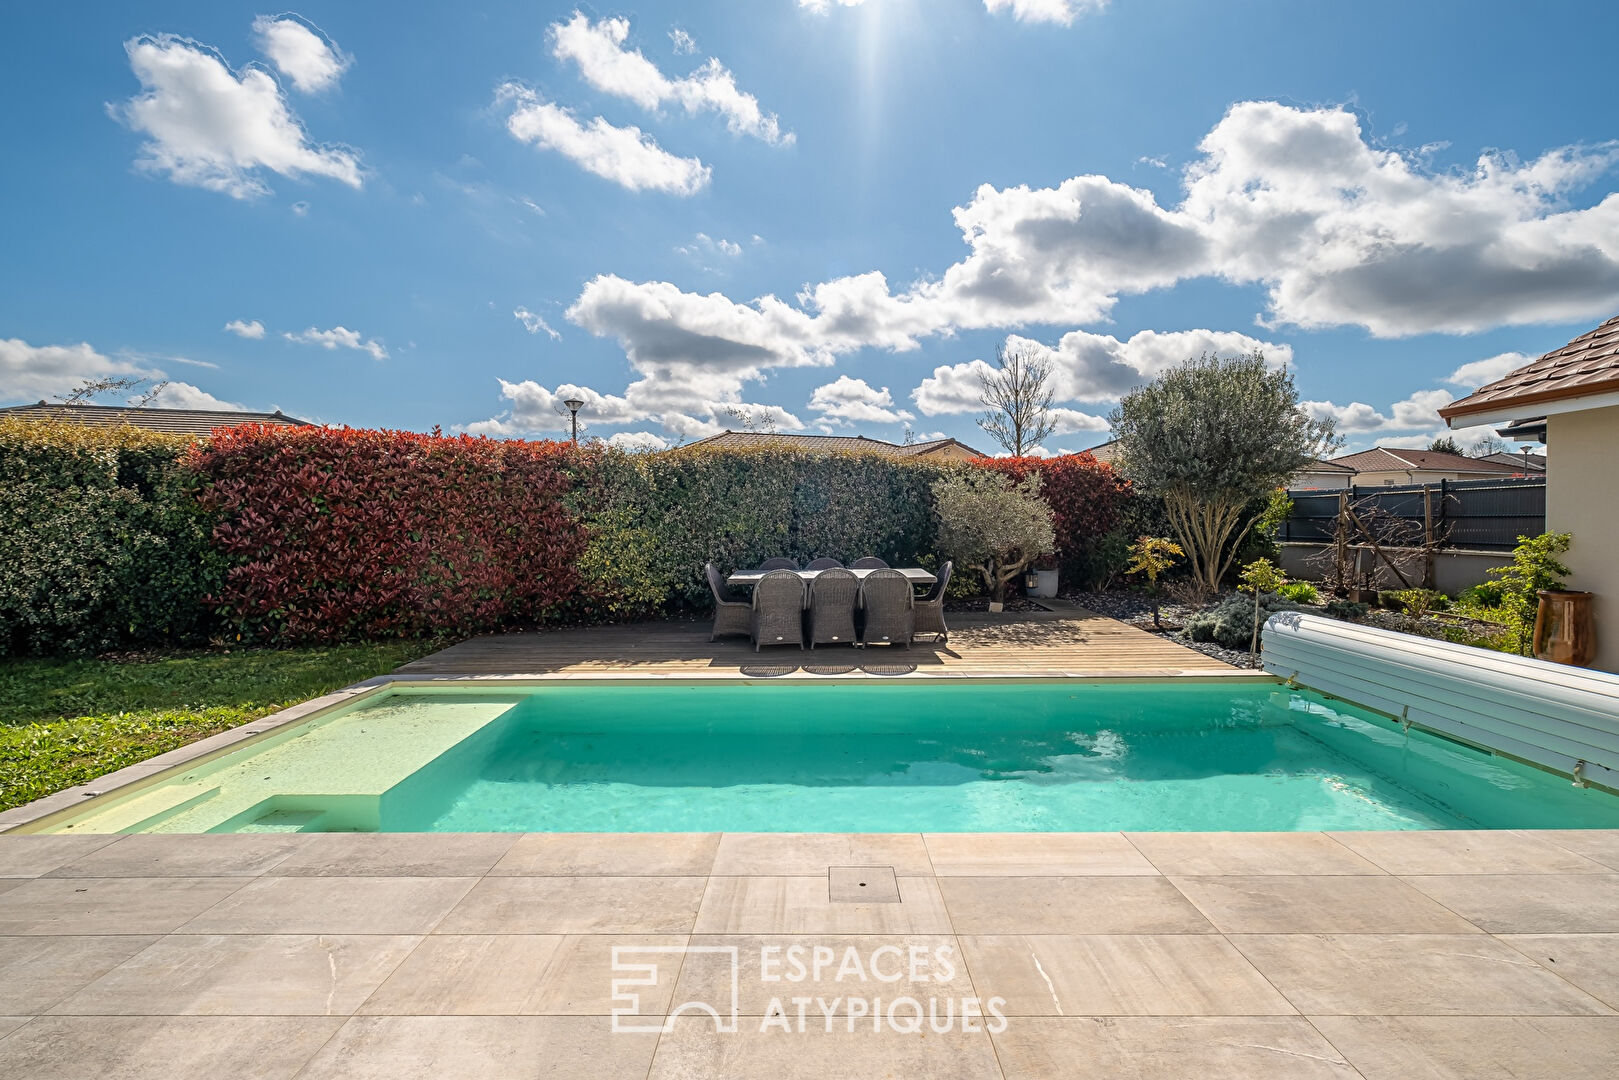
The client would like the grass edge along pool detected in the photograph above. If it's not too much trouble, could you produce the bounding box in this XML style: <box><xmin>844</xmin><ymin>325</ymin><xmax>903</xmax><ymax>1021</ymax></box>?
<box><xmin>28</xmin><ymin>678</ymin><xmax>1619</xmax><ymax>835</ymax></box>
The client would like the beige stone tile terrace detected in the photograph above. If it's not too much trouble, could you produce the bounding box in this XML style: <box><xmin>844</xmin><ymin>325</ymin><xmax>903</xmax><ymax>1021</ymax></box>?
<box><xmin>0</xmin><ymin>829</ymin><xmax>1616</xmax><ymax>1078</ymax></box>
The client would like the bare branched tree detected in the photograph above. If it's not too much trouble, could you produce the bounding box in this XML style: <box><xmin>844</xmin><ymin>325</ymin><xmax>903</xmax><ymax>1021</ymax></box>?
<box><xmin>58</xmin><ymin>375</ymin><xmax>168</xmax><ymax>407</ymax></box>
<box><xmin>54</xmin><ymin>376</ymin><xmax>171</xmax><ymax>418</ymax></box>
<box><xmin>719</xmin><ymin>405</ymin><xmax>778</xmax><ymax>434</ymax></box>
<box><xmin>976</xmin><ymin>342</ymin><xmax>1056</xmax><ymax>456</ymax></box>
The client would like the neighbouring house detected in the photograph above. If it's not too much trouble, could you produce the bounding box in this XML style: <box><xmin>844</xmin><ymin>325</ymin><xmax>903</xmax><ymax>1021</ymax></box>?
<box><xmin>1476</xmin><ymin>450</ymin><xmax>1547</xmax><ymax>473</ymax></box>
<box><xmin>1287</xmin><ymin>458</ymin><xmax>1357</xmax><ymax>491</ymax></box>
<box><xmin>1079</xmin><ymin>438</ymin><xmax>1120</xmax><ymax>465</ymax></box>
<box><xmin>0</xmin><ymin>401</ymin><xmax>308</xmax><ymax>436</ymax></box>
<box><xmin>1323</xmin><ymin>446</ymin><xmax>1526</xmax><ymax>487</ymax></box>
<box><xmin>1442</xmin><ymin>313</ymin><xmax>1619</xmax><ymax>672</ymax></box>
<box><xmin>680</xmin><ymin>430</ymin><xmax>987</xmax><ymax>461</ymax></box>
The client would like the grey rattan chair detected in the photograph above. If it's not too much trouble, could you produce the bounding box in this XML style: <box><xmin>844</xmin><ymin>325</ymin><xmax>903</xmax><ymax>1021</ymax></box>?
<box><xmin>751</xmin><ymin>569</ymin><xmax>807</xmax><ymax>651</ymax></box>
<box><xmin>805</xmin><ymin>557</ymin><xmax>843</xmax><ymax>571</ymax></box>
<box><xmin>851</xmin><ymin>556</ymin><xmax>889</xmax><ymax>569</ymax></box>
<box><xmin>913</xmin><ymin>560</ymin><xmax>952</xmax><ymax>644</ymax></box>
<box><xmin>758</xmin><ymin>557</ymin><xmax>799</xmax><ymax>572</ymax></box>
<box><xmin>858</xmin><ymin>569</ymin><xmax>914</xmax><ymax>648</ymax></box>
<box><xmin>808</xmin><ymin>568</ymin><xmax>859</xmax><ymax>648</ymax></box>
<box><xmin>706</xmin><ymin>563</ymin><xmax>750</xmax><ymax>642</ymax></box>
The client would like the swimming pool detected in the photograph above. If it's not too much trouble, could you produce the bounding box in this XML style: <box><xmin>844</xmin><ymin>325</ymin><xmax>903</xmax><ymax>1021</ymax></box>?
<box><xmin>35</xmin><ymin>679</ymin><xmax>1619</xmax><ymax>834</ymax></box>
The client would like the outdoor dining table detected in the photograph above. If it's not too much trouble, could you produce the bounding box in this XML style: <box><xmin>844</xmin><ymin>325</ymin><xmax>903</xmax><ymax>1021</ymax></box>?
<box><xmin>726</xmin><ymin>567</ymin><xmax>937</xmax><ymax>587</ymax></box>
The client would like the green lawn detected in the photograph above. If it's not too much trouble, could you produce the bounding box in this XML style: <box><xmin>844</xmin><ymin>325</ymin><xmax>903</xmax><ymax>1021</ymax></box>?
<box><xmin>0</xmin><ymin>642</ymin><xmax>430</xmax><ymax>814</ymax></box>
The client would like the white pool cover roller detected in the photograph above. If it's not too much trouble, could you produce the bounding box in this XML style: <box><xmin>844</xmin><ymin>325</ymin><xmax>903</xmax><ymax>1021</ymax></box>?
<box><xmin>1262</xmin><ymin>611</ymin><xmax>1619</xmax><ymax>788</ymax></box>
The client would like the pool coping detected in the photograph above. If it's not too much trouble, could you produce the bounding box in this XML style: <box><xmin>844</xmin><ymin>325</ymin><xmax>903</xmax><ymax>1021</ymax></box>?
<box><xmin>0</xmin><ymin>669</ymin><xmax>1279</xmax><ymax>834</ymax></box>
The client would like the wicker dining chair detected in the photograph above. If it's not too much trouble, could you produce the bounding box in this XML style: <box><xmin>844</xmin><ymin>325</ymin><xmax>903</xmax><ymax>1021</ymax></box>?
<box><xmin>706</xmin><ymin>563</ymin><xmax>751</xmax><ymax>642</ymax></box>
<box><xmin>751</xmin><ymin>569</ymin><xmax>808</xmax><ymax>651</ymax></box>
<box><xmin>758</xmin><ymin>557</ymin><xmax>799</xmax><ymax>572</ymax></box>
<box><xmin>808</xmin><ymin>568</ymin><xmax>859</xmax><ymax>648</ymax></box>
<box><xmin>851</xmin><ymin>556</ymin><xmax>889</xmax><ymax>569</ymax></box>
<box><xmin>858</xmin><ymin>569</ymin><xmax>914</xmax><ymax>648</ymax></box>
<box><xmin>804</xmin><ymin>557</ymin><xmax>843</xmax><ymax>571</ymax></box>
<box><xmin>913</xmin><ymin>560</ymin><xmax>952</xmax><ymax>644</ymax></box>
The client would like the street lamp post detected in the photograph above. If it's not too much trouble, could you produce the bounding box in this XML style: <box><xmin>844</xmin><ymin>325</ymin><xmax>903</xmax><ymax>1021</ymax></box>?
<box><xmin>564</xmin><ymin>398</ymin><xmax>585</xmax><ymax>445</ymax></box>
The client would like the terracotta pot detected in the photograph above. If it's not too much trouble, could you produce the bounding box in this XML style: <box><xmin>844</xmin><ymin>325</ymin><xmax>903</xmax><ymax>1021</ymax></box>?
<box><xmin>1533</xmin><ymin>590</ymin><xmax>1597</xmax><ymax>667</ymax></box>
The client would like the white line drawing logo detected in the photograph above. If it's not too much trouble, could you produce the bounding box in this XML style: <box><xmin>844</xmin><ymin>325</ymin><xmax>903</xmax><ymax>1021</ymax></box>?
<box><xmin>611</xmin><ymin>944</ymin><xmax>740</xmax><ymax>1034</ymax></box>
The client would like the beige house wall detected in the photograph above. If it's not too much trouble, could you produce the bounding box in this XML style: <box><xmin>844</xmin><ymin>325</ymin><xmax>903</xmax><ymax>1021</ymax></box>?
<box><xmin>1350</xmin><ymin>468</ymin><xmax>1510</xmax><ymax>488</ymax></box>
<box><xmin>1547</xmin><ymin>405</ymin><xmax>1619</xmax><ymax>673</ymax></box>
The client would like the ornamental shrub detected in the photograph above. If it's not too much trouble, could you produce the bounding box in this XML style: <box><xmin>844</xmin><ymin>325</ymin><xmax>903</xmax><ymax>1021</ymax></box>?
<box><xmin>1487</xmin><ymin>532</ymin><xmax>1573</xmax><ymax>655</ymax></box>
<box><xmin>933</xmin><ymin>470</ymin><xmax>1056</xmax><ymax>603</ymax></box>
<box><xmin>0</xmin><ymin>418</ymin><xmax>219</xmax><ymax>656</ymax></box>
<box><xmin>1276</xmin><ymin>581</ymin><xmax>1319</xmax><ymax>604</ymax></box>
<box><xmin>975</xmin><ymin>453</ymin><xmax>1129</xmax><ymax>585</ymax></box>
<box><xmin>188</xmin><ymin>425</ymin><xmax>583</xmax><ymax>643</ymax></box>
<box><xmin>1185</xmin><ymin>592</ymin><xmax>1305</xmax><ymax>650</ymax></box>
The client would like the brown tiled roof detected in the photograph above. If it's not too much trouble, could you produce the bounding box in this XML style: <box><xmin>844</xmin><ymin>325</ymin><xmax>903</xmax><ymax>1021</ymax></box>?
<box><xmin>1441</xmin><ymin>314</ymin><xmax>1619</xmax><ymax>422</ymax></box>
<box><xmin>1326</xmin><ymin>446</ymin><xmax>1523</xmax><ymax>475</ymax></box>
<box><xmin>679</xmin><ymin>430</ymin><xmax>988</xmax><ymax>458</ymax></box>
<box><xmin>0</xmin><ymin>402</ymin><xmax>309</xmax><ymax>436</ymax></box>
<box><xmin>1297</xmin><ymin>458</ymin><xmax>1356</xmax><ymax>473</ymax></box>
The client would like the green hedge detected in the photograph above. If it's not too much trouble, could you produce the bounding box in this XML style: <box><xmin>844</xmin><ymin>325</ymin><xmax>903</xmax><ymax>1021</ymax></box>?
<box><xmin>0</xmin><ymin>423</ymin><xmax>1129</xmax><ymax>654</ymax></box>
<box><xmin>0</xmin><ymin>418</ymin><xmax>220</xmax><ymax>655</ymax></box>
<box><xmin>573</xmin><ymin>446</ymin><xmax>947</xmax><ymax>615</ymax></box>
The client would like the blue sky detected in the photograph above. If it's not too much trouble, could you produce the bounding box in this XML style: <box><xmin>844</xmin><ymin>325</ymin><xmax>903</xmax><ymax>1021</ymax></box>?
<box><xmin>4</xmin><ymin>0</ymin><xmax>1618</xmax><ymax>454</ymax></box>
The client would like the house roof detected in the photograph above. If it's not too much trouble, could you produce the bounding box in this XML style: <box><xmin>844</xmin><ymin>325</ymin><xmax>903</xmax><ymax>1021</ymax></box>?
<box><xmin>1326</xmin><ymin>446</ymin><xmax>1524</xmax><ymax>475</ymax></box>
<box><xmin>1476</xmin><ymin>450</ymin><xmax>1546</xmax><ymax>471</ymax></box>
<box><xmin>1441</xmin><ymin>314</ymin><xmax>1619</xmax><ymax>423</ymax></box>
<box><xmin>0</xmin><ymin>401</ymin><xmax>309</xmax><ymax>436</ymax></box>
<box><xmin>1297</xmin><ymin>458</ymin><xmax>1356</xmax><ymax>473</ymax></box>
<box><xmin>679</xmin><ymin>430</ymin><xmax>988</xmax><ymax>458</ymax></box>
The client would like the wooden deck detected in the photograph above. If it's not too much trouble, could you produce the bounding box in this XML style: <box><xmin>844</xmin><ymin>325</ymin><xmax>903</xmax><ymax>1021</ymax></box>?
<box><xmin>394</xmin><ymin>605</ymin><xmax>1243</xmax><ymax>679</ymax></box>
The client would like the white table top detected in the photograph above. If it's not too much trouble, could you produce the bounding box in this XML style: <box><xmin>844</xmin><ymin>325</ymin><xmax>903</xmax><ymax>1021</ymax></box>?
<box><xmin>726</xmin><ymin>567</ymin><xmax>937</xmax><ymax>586</ymax></box>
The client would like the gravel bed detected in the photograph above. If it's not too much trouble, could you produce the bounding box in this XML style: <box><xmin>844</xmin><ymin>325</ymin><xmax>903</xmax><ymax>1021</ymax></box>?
<box><xmin>1065</xmin><ymin>589</ymin><xmax>1260</xmax><ymax>668</ymax></box>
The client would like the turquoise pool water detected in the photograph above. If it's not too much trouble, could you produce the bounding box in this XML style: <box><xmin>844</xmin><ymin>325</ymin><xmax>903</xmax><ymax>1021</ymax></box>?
<box><xmin>43</xmin><ymin>680</ymin><xmax>1619</xmax><ymax>834</ymax></box>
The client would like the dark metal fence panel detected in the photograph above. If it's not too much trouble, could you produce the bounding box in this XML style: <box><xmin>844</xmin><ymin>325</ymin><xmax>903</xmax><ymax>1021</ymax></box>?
<box><xmin>1281</xmin><ymin>476</ymin><xmax>1544</xmax><ymax>552</ymax></box>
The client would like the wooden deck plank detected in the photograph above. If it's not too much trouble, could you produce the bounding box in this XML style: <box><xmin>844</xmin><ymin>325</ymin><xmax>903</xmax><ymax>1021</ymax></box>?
<box><xmin>394</xmin><ymin>607</ymin><xmax>1244</xmax><ymax>679</ymax></box>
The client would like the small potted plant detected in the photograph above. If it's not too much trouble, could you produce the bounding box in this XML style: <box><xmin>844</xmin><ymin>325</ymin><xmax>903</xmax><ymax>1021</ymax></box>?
<box><xmin>1027</xmin><ymin>554</ymin><xmax>1060</xmax><ymax>598</ymax></box>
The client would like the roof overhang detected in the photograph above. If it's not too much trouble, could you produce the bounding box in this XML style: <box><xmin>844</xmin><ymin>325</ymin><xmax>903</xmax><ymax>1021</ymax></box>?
<box><xmin>1444</xmin><ymin>387</ymin><xmax>1619</xmax><ymax>429</ymax></box>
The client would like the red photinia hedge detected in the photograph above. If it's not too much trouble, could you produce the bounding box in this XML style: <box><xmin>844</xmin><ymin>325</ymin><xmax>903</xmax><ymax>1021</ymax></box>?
<box><xmin>187</xmin><ymin>425</ymin><xmax>583</xmax><ymax>643</ymax></box>
<box><xmin>975</xmin><ymin>453</ymin><xmax>1131</xmax><ymax>571</ymax></box>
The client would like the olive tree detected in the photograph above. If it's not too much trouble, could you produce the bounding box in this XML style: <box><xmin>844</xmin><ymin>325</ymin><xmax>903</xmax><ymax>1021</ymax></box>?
<box><xmin>1108</xmin><ymin>352</ymin><xmax>1337</xmax><ymax>595</ymax></box>
<box><xmin>933</xmin><ymin>470</ymin><xmax>1056</xmax><ymax>603</ymax></box>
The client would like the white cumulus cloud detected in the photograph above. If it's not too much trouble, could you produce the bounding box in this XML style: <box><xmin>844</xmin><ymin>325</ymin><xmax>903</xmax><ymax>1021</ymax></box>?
<box><xmin>223</xmin><ymin>318</ymin><xmax>265</xmax><ymax>339</ymax></box>
<box><xmin>498</xmin><ymin>85</ymin><xmax>710</xmax><ymax>196</ymax></box>
<box><xmin>1301</xmin><ymin>389</ymin><xmax>1457</xmax><ymax>434</ymax></box>
<box><xmin>607</xmin><ymin>430</ymin><xmax>669</xmax><ymax>451</ymax></box>
<box><xmin>0</xmin><ymin>337</ymin><xmax>242</xmax><ymax>410</ymax></box>
<box><xmin>550</xmin><ymin>13</ymin><xmax>792</xmax><ymax>146</ymax></box>
<box><xmin>251</xmin><ymin>15</ymin><xmax>351</xmax><ymax>93</ymax></box>
<box><xmin>797</xmin><ymin>1</ymin><xmax>871</xmax><ymax>15</ymax></box>
<box><xmin>1</xmin><ymin>338</ymin><xmax>151</xmax><ymax>403</ymax></box>
<box><xmin>112</xmin><ymin>33</ymin><xmax>362</xmax><ymax>199</ymax></box>
<box><xmin>284</xmin><ymin>325</ymin><xmax>388</xmax><ymax>360</ymax></box>
<box><xmin>1444</xmin><ymin>352</ymin><xmax>1532</xmax><ymax>388</ymax></box>
<box><xmin>466</xmin><ymin>376</ymin><xmax>804</xmax><ymax>441</ymax></box>
<box><xmin>983</xmin><ymin>0</ymin><xmax>1109</xmax><ymax>25</ymax></box>
<box><xmin>144</xmin><ymin>381</ymin><xmax>245</xmax><ymax>410</ymax></box>
<box><xmin>808</xmin><ymin>375</ymin><xmax>914</xmax><ymax>424</ymax></box>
